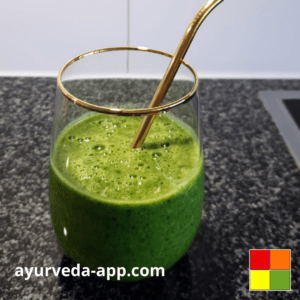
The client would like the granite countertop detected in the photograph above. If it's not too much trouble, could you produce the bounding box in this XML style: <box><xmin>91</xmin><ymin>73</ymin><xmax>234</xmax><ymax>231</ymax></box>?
<box><xmin>0</xmin><ymin>77</ymin><xmax>299</xmax><ymax>300</ymax></box>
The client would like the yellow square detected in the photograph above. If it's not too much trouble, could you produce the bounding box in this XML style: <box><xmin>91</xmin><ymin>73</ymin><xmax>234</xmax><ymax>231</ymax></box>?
<box><xmin>250</xmin><ymin>270</ymin><xmax>270</xmax><ymax>290</ymax></box>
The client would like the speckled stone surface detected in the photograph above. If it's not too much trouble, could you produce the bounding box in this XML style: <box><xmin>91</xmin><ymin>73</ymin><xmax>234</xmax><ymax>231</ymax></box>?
<box><xmin>0</xmin><ymin>77</ymin><xmax>299</xmax><ymax>300</ymax></box>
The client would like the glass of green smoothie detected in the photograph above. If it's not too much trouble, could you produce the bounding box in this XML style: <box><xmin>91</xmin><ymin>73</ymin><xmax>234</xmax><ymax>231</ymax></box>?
<box><xmin>49</xmin><ymin>47</ymin><xmax>203</xmax><ymax>281</ymax></box>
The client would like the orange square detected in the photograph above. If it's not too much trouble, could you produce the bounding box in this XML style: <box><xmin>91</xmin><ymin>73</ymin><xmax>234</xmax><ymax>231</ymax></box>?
<box><xmin>270</xmin><ymin>250</ymin><xmax>290</xmax><ymax>270</ymax></box>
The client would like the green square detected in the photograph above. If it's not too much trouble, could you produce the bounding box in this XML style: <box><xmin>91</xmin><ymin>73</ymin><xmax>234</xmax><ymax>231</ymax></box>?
<box><xmin>270</xmin><ymin>271</ymin><xmax>290</xmax><ymax>290</ymax></box>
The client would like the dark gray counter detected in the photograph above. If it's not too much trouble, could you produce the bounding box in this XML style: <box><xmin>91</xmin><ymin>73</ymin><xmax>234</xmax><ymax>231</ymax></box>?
<box><xmin>0</xmin><ymin>77</ymin><xmax>299</xmax><ymax>299</ymax></box>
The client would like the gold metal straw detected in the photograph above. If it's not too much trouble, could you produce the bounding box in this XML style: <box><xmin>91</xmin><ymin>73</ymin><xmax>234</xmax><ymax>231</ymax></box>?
<box><xmin>131</xmin><ymin>0</ymin><xmax>223</xmax><ymax>149</ymax></box>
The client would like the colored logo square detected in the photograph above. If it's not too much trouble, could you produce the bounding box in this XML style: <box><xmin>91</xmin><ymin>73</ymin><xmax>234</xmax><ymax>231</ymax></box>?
<box><xmin>270</xmin><ymin>250</ymin><xmax>290</xmax><ymax>270</ymax></box>
<box><xmin>270</xmin><ymin>270</ymin><xmax>290</xmax><ymax>290</ymax></box>
<box><xmin>249</xmin><ymin>249</ymin><xmax>292</xmax><ymax>291</ymax></box>
<box><xmin>250</xmin><ymin>250</ymin><xmax>270</xmax><ymax>270</ymax></box>
<box><xmin>249</xmin><ymin>270</ymin><xmax>270</xmax><ymax>290</ymax></box>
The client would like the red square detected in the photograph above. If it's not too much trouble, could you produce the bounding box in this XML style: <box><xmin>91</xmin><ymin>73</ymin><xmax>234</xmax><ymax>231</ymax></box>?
<box><xmin>250</xmin><ymin>250</ymin><xmax>270</xmax><ymax>270</ymax></box>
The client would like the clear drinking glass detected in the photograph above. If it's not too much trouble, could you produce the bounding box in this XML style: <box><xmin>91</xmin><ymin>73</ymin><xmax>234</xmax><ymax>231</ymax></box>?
<box><xmin>49</xmin><ymin>47</ymin><xmax>203</xmax><ymax>281</ymax></box>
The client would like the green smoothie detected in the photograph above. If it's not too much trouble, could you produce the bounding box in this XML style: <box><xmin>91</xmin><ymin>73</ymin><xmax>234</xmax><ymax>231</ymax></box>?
<box><xmin>49</xmin><ymin>112</ymin><xmax>203</xmax><ymax>281</ymax></box>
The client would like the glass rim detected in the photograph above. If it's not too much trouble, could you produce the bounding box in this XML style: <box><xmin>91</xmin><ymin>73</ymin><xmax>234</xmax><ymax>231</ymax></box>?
<box><xmin>57</xmin><ymin>46</ymin><xmax>198</xmax><ymax>116</ymax></box>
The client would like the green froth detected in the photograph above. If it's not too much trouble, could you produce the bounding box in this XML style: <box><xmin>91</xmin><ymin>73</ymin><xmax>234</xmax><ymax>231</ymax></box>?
<box><xmin>53</xmin><ymin>113</ymin><xmax>201</xmax><ymax>202</ymax></box>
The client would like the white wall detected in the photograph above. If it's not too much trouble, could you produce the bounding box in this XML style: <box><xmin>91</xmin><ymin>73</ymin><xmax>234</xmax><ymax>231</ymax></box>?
<box><xmin>130</xmin><ymin>0</ymin><xmax>300</xmax><ymax>78</ymax></box>
<box><xmin>0</xmin><ymin>0</ymin><xmax>299</xmax><ymax>78</ymax></box>
<box><xmin>0</xmin><ymin>0</ymin><xmax>128</xmax><ymax>76</ymax></box>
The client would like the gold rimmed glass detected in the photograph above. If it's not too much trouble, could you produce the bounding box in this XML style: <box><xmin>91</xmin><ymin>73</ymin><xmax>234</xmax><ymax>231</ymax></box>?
<box><xmin>57</xmin><ymin>47</ymin><xmax>198</xmax><ymax>116</ymax></box>
<box><xmin>49</xmin><ymin>47</ymin><xmax>203</xmax><ymax>281</ymax></box>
